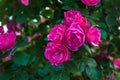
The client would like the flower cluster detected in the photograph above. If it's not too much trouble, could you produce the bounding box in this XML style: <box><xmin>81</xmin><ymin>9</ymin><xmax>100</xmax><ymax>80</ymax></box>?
<box><xmin>44</xmin><ymin>10</ymin><xmax>101</xmax><ymax>66</ymax></box>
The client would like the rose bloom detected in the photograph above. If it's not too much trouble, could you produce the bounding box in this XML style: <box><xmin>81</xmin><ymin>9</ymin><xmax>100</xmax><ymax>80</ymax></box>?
<box><xmin>64</xmin><ymin>10</ymin><xmax>90</xmax><ymax>32</ymax></box>
<box><xmin>64</xmin><ymin>10</ymin><xmax>82</xmax><ymax>27</ymax></box>
<box><xmin>0</xmin><ymin>31</ymin><xmax>16</xmax><ymax>51</ymax></box>
<box><xmin>19</xmin><ymin>0</ymin><xmax>29</xmax><ymax>6</ymax></box>
<box><xmin>76</xmin><ymin>16</ymin><xmax>90</xmax><ymax>32</ymax></box>
<box><xmin>47</xmin><ymin>24</ymin><xmax>66</xmax><ymax>43</ymax></box>
<box><xmin>44</xmin><ymin>42</ymin><xmax>71</xmax><ymax>66</ymax></box>
<box><xmin>65</xmin><ymin>22</ymin><xmax>85</xmax><ymax>51</ymax></box>
<box><xmin>86</xmin><ymin>26</ymin><xmax>101</xmax><ymax>46</ymax></box>
<box><xmin>81</xmin><ymin>0</ymin><xmax>100</xmax><ymax>6</ymax></box>
<box><xmin>114</xmin><ymin>58</ymin><xmax>120</xmax><ymax>68</ymax></box>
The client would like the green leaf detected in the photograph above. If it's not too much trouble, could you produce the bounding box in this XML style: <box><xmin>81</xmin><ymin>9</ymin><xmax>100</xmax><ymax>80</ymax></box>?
<box><xmin>62</xmin><ymin>6</ymin><xmax>73</xmax><ymax>10</ymax></box>
<box><xmin>80</xmin><ymin>9</ymin><xmax>89</xmax><ymax>16</ymax></box>
<box><xmin>16</xmin><ymin>13</ymin><xmax>28</xmax><ymax>24</ymax></box>
<box><xmin>97</xmin><ymin>22</ymin><xmax>107</xmax><ymax>29</ymax></box>
<box><xmin>52</xmin><ymin>64</ymin><xmax>64</xmax><ymax>71</ymax></box>
<box><xmin>37</xmin><ymin>63</ymin><xmax>51</xmax><ymax>77</ymax></box>
<box><xmin>64</xmin><ymin>61</ymin><xmax>78</xmax><ymax>73</ymax></box>
<box><xmin>13</xmin><ymin>52</ymin><xmax>30</xmax><ymax>66</ymax></box>
<box><xmin>51</xmin><ymin>71</ymin><xmax>69</xmax><ymax>80</ymax></box>
<box><xmin>62</xmin><ymin>0</ymin><xmax>75</xmax><ymax>6</ymax></box>
<box><xmin>78</xmin><ymin>61</ymin><xmax>86</xmax><ymax>72</ymax></box>
<box><xmin>43</xmin><ymin>75</ymin><xmax>51</xmax><ymax>80</ymax></box>
<box><xmin>99</xmin><ymin>28</ymin><xmax>107</xmax><ymax>39</ymax></box>
<box><xmin>28</xmin><ymin>56</ymin><xmax>36</xmax><ymax>64</ymax></box>
<box><xmin>87</xmin><ymin>18</ymin><xmax>96</xmax><ymax>25</ymax></box>
<box><xmin>86</xmin><ymin>67</ymin><xmax>101</xmax><ymax>80</ymax></box>
<box><xmin>15</xmin><ymin>71</ymin><xmax>28</xmax><ymax>80</ymax></box>
<box><xmin>0</xmin><ymin>72</ymin><xmax>12</xmax><ymax>80</ymax></box>
<box><xmin>40</xmin><ymin>9</ymin><xmax>54</xmax><ymax>19</ymax></box>
<box><xmin>105</xmin><ymin>15</ymin><xmax>116</xmax><ymax>27</ymax></box>
<box><xmin>15</xmin><ymin>37</ymin><xmax>29</xmax><ymax>49</ymax></box>
<box><xmin>83</xmin><ymin>44</ymin><xmax>91</xmax><ymax>54</ymax></box>
<box><xmin>85</xmin><ymin>58</ymin><xmax>97</xmax><ymax>67</ymax></box>
<box><xmin>87</xmin><ymin>16</ymin><xmax>100</xmax><ymax>21</ymax></box>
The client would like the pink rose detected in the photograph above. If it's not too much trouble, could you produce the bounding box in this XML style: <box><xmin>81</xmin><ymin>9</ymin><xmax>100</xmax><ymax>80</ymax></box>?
<box><xmin>44</xmin><ymin>42</ymin><xmax>71</xmax><ymax>66</ymax></box>
<box><xmin>64</xmin><ymin>10</ymin><xmax>90</xmax><ymax>32</ymax></box>
<box><xmin>19</xmin><ymin>0</ymin><xmax>29</xmax><ymax>6</ymax></box>
<box><xmin>64</xmin><ymin>10</ymin><xmax>82</xmax><ymax>27</ymax></box>
<box><xmin>65</xmin><ymin>22</ymin><xmax>85</xmax><ymax>51</ymax></box>
<box><xmin>76</xmin><ymin>16</ymin><xmax>90</xmax><ymax>32</ymax></box>
<box><xmin>47</xmin><ymin>24</ymin><xmax>66</xmax><ymax>43</ymax></box>
<box><xmin>0</xmin><ymin>31</ymin><xmax>16</xmax><ymax>51</ymax></box>
<box><xmin>81</xmin><ymin>0</ymin><xmax>100</xmax><ymax>6</ymax></box>
<box><xmin>114</xmin><ymin>58</ymin><xmax>120</xmax><ymax>68</ymax></box>
<box><xmin>86</xmin><ymin>26</ymin><xmax>101</xmax><ymax>46</ymax></box>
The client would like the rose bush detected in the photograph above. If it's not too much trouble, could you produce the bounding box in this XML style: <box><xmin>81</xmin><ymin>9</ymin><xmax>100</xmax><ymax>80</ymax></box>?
<box><xmin>0</xmin><ymin>0</ymin><xmax>120</xmax><ymax>80</ymax></box>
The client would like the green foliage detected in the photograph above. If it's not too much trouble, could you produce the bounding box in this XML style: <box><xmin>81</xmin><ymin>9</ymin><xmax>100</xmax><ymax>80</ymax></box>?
<box><xmin>85</xmin><ymin>58</ymin><xmax>97</xmax><ymax>68</ymax></box>
<box><xmin>0</xmin><ymin>72</ymin><xmax>12</xmax><ymax>80</ymax></box>
<box><xmin>13</xmin><ymin>52</ymin><xmax>30</xmax><ymax>66</ymax></box>
<box><xmin>37</xmin><ymin>63</ymin><xmax>51</xmax><ymax>77</ymax></box>
<box><xmin>16</xmin><ymin>13</ymin><xmax>28</xmax><ymax>24</ymax></box>
<box><xmin>105</xmin><ymin>15</ymin><xmax>117</xmax><ymax>27</ymax></box>
<box><xmin>99</xmin><ymin>28</ymin><xmax>107</xmax><ymax>39</ymax></box>
<box><xmin>64</xmin><ymin>61</ymin><xmax>78</xmax><ymax>73</ymax></box>
<box><xmin>51</xmin><ymin>71</ymin><xmax>70</xmax><ymax>80</ymax></box>
<box><xmin>0</xmin><ymin>0</ymin><xmax>119</xmax><ymax>80</ymax></box>
<box><xmin>14</xmin><ymin>71</ymin><xmax>29</xmax><ymax>80</ymax></box>
<box><xmin>78</xmin><ymin>60</ymin><xmax>86</xmax><ymax>72</ymax></box>
<box><xmin>86</xmin><ymin>67</ymin><xmax>101</xmax><ymax>80</ymax></box>
<box><xmin>83</xmin><ymin>44</ymin><xmax>92</xmax><ymax>54</ymax></box>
